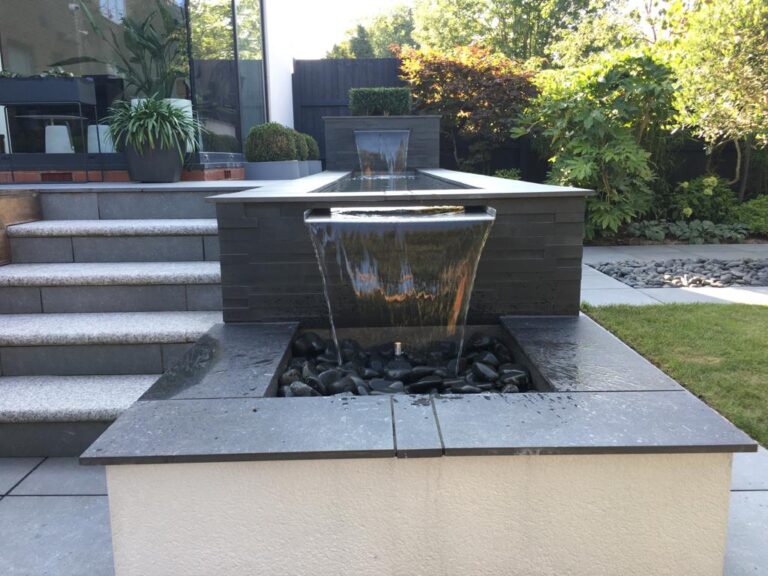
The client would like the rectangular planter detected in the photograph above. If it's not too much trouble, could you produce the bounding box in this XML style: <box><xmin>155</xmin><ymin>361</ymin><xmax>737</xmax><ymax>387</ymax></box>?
<box><xmin>244</xmin><ymin>160</ymin><xmax>300</xmax><ymax>180</ymax></box>
<box><xmin>307</xmin><ymin>160</ymin><xmax>323</xmax><ymax>175</ymax></box>
<box><xmin>0</xmin><ymin>77</ymin><xmax>97</xmax><ymax>105</ymax></box>
<box><xmin>323</xmin><ymin>115</ymin><xmax>440</xmax><ymax>171</ymax></box>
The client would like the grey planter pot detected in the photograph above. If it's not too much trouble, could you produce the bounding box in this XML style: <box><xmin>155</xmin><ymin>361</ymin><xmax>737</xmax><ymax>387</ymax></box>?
<box><xmin>125</xmin><ymin>145</ymin><xmax>183</xmax><ymax>183</ymax></box>
<box><xmin>307</xmin><ymin>160</ymin><xmax>323</xmax><ymax>175</ymax></box>
<box><xmin>244</xmin><ymin>160</ymin><xmax>300</xmax><ymax>180</ymax></box>
<box><xmin>298</xmin><ymin>161</ymin><xmax>310</xmax><ymax>177</ymax></box>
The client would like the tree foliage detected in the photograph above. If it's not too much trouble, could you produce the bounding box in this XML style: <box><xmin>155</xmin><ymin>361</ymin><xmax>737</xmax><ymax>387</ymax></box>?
<box><xmin>398</xmin><ymin>45</ymin><xmax>535</xmax><ymax>171</ymax></box>
<box><xmin>515</xmin><ymin>51</ymin><xmax>676</xmax><ymax>237</ymax></box>
<box><xmin>327</xmin><ymin>6</ymin><xmax>418</xmax><ymax>58</ymax></box>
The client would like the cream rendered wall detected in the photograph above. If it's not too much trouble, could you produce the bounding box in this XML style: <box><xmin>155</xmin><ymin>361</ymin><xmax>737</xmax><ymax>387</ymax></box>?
<box><xmin>106</xmin><ymin>453</ymin><xmax>733</xmax><ymax>576</ymax></box>
<box><xmin>262</xmin><ymin>0</ymin><xmax>294</xmax><ymax>127</ymax></box>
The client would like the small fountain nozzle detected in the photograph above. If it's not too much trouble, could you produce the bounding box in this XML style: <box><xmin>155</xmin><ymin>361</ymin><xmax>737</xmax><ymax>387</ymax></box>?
<box><xmin>394</xmin><ymin>341</ymin><xmax>403</xmax><ymax>357</ymax></box>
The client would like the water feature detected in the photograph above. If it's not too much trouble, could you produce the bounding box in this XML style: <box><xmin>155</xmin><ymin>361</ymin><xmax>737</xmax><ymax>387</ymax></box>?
<box><xmin>354</xmin><ymin>130</ymin><xmax>410</xmax><ymax>176</ymax></box>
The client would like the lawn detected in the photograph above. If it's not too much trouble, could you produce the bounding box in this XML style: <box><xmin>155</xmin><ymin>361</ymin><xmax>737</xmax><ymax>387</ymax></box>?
<box><xmin>583</xmin><ymin>303</ymin><xmax>768</xmax><ymax>447</ymax></box>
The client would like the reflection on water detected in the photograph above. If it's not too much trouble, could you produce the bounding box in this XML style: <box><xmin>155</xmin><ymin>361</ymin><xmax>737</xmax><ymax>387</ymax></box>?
<box><xmin>306</xmin><ymin>206</ymin><xmax>495</xmax><ymax>361</ymax></box>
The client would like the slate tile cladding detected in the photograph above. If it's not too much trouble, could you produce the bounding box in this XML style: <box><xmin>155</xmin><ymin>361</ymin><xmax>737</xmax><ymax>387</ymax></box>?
<box><xmin>216</xmin><ymin>196</ymin><xmax>586</xmax><ymax>325</ymax></box>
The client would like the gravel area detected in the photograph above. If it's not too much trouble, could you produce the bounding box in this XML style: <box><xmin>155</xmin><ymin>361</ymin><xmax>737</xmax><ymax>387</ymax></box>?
<box><xmin>591</xmin><ymin>258</ymin><xmax>768</xmax><ymax>288</ymax></box>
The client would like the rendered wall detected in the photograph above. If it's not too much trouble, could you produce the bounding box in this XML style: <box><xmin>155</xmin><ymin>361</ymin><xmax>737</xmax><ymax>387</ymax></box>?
<box><xmin>106</xmin><ymin>453</ymin><xmax>732</xmax><ymax>576</ymax></box>
<box><xmin>262</xmin><ymin>0</ymin><xmax>294</xmax><ymax>127</ymax></box>
<box><xmin>216</xmin><ymin>195</ymin><xmax>585</xmax><ymax>324</ymax></box>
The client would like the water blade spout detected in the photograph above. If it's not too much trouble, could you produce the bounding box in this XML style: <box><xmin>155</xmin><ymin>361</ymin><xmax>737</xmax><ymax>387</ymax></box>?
<box><xmin>354</xmin><ymin>130</ymin><xmax>410</xmax><ymax>176</ymax></box>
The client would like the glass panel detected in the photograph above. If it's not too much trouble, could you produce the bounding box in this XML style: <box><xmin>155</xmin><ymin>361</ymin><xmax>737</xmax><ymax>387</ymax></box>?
<box><xmin>0</xmin><ymin>0</ymin><xmax>190</xmax><ymax>154</ymax></box>
<box><xmin>235</xmin><ymin>0</ymin><xmax>267</xmax><ymax>146</ymax></box>
<box><xmin>188</xmin><ymin>0</ymin><xmax>241</xmax><ymax>152</ymax></box>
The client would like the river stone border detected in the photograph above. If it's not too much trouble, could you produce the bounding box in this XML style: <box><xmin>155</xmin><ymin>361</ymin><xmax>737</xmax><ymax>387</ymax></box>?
<box><xmin>591</xmin><ymin>258</ymin><xmax>768</xmax><ymax>288</ymax></box>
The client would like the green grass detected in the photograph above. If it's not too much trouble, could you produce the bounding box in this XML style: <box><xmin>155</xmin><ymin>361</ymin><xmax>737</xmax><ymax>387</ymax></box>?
<box><xmin>582</xmin><ymin>303</ymin><xmax>768</xmax><ymax>446</ymax></box>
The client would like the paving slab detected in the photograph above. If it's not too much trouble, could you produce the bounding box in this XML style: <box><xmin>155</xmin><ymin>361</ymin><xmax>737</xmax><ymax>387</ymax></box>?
<box><xmin>580</xmin><ymin>287</ymin><xmax>661</xmax><ymax>306</ymax></box>
<box><xmin>724</xmin><ymin>491</ymin><xmax>768</xmax><ymax>576</ymax></box>
<box><xmin>391</xmin><ymin>396</ymin><xmax>443</xmax><ymax>458</ymax></box>
<box><xmin>637</xmin><ymin>287</ymin><xmax>730</xmax><ymax>304</ymax></box>
<box><xmin>10</xmin><ymin>458</ymin><xmax>106</xmax><ymax>496</ymax></box>
<box><xmin>0</xmin><ymin>458</ymin><xmax>42</xmax><ymax>494</ymax></box>
<box><xmin>580</xmin><ymin>265</ymin><xmax>630</xmax><ymax>289</ymax></box>
<box><xmin>0</xmin><ymin>496</ymin><xmax>113</xmax><ymax>576</ymax></box>
<box><xmin>732</xmin><ymin>446</ymin><xmax>768</xmax><ymax>491</ymax></box>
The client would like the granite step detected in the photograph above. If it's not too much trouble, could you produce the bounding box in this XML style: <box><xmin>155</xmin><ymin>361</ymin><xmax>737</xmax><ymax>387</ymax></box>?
<box><xmin>0</xmin><ymin>262</ymin><xmax>222</xmax><ymax>313</ymax></box>
<box><xmin>0</xmin><ymin>374</ymin><xmax>158</xmax><ymax>457</ymax></box>
<box><xmin>7</xmin><ymin>219</ymin><xmax>219</xmax><ymax>263</ymax></box>
<box><xmin>0</xmin><ymin>311</ymin><xmax>221</xmax><ymax>376</ymax></box>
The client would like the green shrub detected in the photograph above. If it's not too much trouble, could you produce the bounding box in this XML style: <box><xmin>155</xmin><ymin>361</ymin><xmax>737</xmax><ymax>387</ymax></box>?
<box><xmin>292</xmin><ymin>130</ymin><xmax>309</xmax><ymax>161</ymax></box>
<box><xmin>628</xmin><ymin>219</ymin><xmax>749</xmax><ymax>244</ymax></box>
<box><xmin>670</xmin><ymin>175</ymin><xmax>737</xmax><ymax>222</ymax></box>
<box><xmin>732</xmin><ymin>195</ymin><xmax>768</xmax><ymax>235</ymax></box>
<box><xmin>245</xmin><ymin>122</ymin><xmax>297</xmax><ymax>162</ymax></box>
<box><xmin>494</xmin><ymin>168</ymin><xmax>522</xmax><ymax>180</ymax></box>
<box><xmin>348</xmin><ymin>87</ymin><xmax>412</xmax><ymax>116</ymax></box>
<box><xmin>303</xmin><ymin>133</ymin><xmax>320</xmax><ymax>161</ymax></box>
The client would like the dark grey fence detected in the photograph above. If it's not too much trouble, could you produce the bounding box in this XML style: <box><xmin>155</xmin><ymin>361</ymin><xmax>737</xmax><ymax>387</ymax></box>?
<box><xmin>292</xmin><ymin>58</ymin><xmax>405</xmax><ymax>159</ymax></box>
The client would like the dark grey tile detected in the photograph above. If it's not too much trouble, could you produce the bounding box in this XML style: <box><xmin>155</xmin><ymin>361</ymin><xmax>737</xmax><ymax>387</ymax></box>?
<box><xmin>41</xmin><ymin>285</ymin><xmax>186</xmax><ymax>313</ymax></box>
<box><xmin>0</xmin><ymin>496</ymin><xmax>114</xmax><ymax>576</ymax></box>
<box><xmin>732</xmin><ymin>446</ymin><xmax>768</xmax><ymax>491</ymax></box>
<box><xmin>501</xmin><ymin>315</ymin><xmax>682</xmax><ymax>392</ymax></box>
<box><xmin>160</xmin><ymin>343</ymin><xmax>192</xmax><ymax>371</ymax></box>
<box><xmin>433</xmin><ymin>392</ymin><xmax>756</xmax><ymax>456</ymax></box>
<box><xmin>99</xmin><ymin>191</ymin><xmax>214</xmax><ymax>219</ymax></box>
<box><xmin>10</xmin><ymin>237</ymin><xmax>73</xmax><ymax>263</ymax></box>
<box><xmin>203</xmin><ymin>235</ymin><xmax>220</xmax><ymax>261</ymax></box>
<box><xmin>725</xmin><ymin>492</ymin><xmax>768</xmax><ymax>576</ymax></box>
<box><xmin>10</xmin><ymin>458</ymin><xmax>106</xmax><ymax>495</ymax></box>
<box><xmin>186</xmin><ymin>284</ymin><xmax>222</xmax><ymax>311</ymax></box>
<box><xmin>72</xmin><ymin>236</ymin><xmax>204</xmax><ymax>262</ymax></box>
<box><xmin>82</xmin><ymin>396</ymin><xmax>394</xmax><ymax>464</ymax></box>
<box><xmin>392</xmin><ymin>396</ymin><xmax>443</xmax><ymax>458</ymax></box>
<box><xmin>145</xmin><ymin>323</ymin><xmax>297</xmax><ymax>400</ymax></box>
<box><xmin>0</xmin><ymin>344</ymin><xmax>162</xmax><ymax>376</ymax></box>
<box><xmin>0</xmin><ymin>287</ymin><xmax>42</xmax><ymax>314</ymax></box>
<box><xmin>40</xmin><ymin>192</ymin><xmax>99</xmax><ymax>220</ymax></box>
<box><xmin>0</xmin><ymin>458</ymin><xmax>43</xmax><ymax>494</ymax></box>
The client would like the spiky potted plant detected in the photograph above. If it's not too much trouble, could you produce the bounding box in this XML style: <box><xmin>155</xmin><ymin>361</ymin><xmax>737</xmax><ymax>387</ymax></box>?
<box><xmin>107</xmin><ymin>96</ymin><xmax>202</xmax><ymax>183</ymax></box>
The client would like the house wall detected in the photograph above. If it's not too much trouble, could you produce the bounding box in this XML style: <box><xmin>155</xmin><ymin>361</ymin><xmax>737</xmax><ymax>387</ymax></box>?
<box><xmin>262</xmin><ymin>0</ymin><xmax>294</xmax><ymax>127</ymax></box>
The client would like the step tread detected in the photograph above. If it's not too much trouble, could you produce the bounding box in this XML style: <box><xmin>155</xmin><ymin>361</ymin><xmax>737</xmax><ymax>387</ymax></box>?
<box><xmin>0</xmin><ymin>374</ymin><xmax>158</xmax><ymax>423</ymax></box>
<box><xmin>0</xmin><ymin>262</ymin><xmax>221</xmax><ymax>287</ymax></box>
<box><xmin>7</xmin><ymin>219</ymin><xmax>218</xmax><ymax>237</ymax></box>
<box><xmin>0</xmin><ymin>311</ymin><xmax>222</xmax><ymax>346</ymax></box>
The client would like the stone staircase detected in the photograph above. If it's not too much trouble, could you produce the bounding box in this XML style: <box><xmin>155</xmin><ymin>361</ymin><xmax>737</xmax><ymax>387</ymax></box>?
<box><xmin>0</xmin><ymin>184</ymin><xmax>232</xmax><ymax>456</ymax></box>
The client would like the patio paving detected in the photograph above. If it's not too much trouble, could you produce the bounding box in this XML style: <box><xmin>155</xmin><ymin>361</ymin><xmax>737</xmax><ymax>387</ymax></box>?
<box><xmin>581</xmin><ymin>245</ymin><xmax>768</xmax><ymax>306</ymax></box>
<box><xmin>0</xmin><ymin>449</ymin><xmax>765</xmax><ymax>575</ymax></box>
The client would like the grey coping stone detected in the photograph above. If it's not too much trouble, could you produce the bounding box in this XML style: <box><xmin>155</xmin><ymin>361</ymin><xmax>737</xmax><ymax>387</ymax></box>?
<box><xmin>40</xmin><ymin>192</ymin><xmax>99</xmax><ymax>220</ymax></box>
<box><xmin>41</xmin><ymin>285</ymin><xmax>188</xmax><ymax>313</ymax></box>
<box><xmin>10</xmin><ymin>237</ymin><xmax>73</xmax><ymax>263</ymax></box>
<box><xmin>99</xmin><ymin>191</ymin><xmax>216</xmax><ymax>219</ymax></box>
<box><xmin>0</xmin><ymin>496</ymin><xmax>114</xmax><ymax>576</ymax></box>
<box><xmin>392</xmin><ymin>396</ymin><xmax>443</xmax><ymax>458</ymax></box>
<box><xmin>433</xmin><ymin>392</ymin><xmax>756</xmax><ymax>456</ymax></box>
<box><xmin>0</xmin><ymin>311</ymin><xmax>221</xmax><ymax>346</ymax></box>
<box><xmin>0</xmin><ymin>458</ymin><xmax>43</xmax><ymax>494</ymax></box>
<box><xmin>501</xmin><ymin>315</ymin><xmax>683</xmax><ymax>392</ymax></box>
<box><xmin>186</xmin><ymin>284</ymin><xmax>223</xmax><ymax>311</ymax></box>
<box><xmin>141</xmin><ymin>323</ymin><xmax>298</xmax><ymax>401</ymax></box>
<box><xmin>72</xmin><ymin>235</ymin><xmax>205</xmax><ymax>262</ymax></box>
<box><xmin>208</xmin><ymin>169</ymin><xmax>591</xmax><ymax>204</ymax></box>
<box><xmin>0</xmin><ymin>375</ymin><xmax>157</xmax><ymax>423</ymax></box>
<box><xmin>0</xmin><ymin>261</ymin><xmax>221</xmax><ymax>287</ymax></box>
<box><xmin>6</xmin><ymin>218</ymin><xmax>217</xmax><ymax>237</ymax></box>
<box><xmin>732</xmin><ymin>446</ymin><xmax>768</xmax><ymax>491</ymax></box>
<box><xmin>0</xmin><ymin>287</ymin><xmax>41</xmax><ymax>314</ymax></box>
<box><xmin>81</xmin><ymin>396</ymin><xmax>395</xmax><ymax>465</ymax></box>
<box><xmin>0</xmin><ymin>181</ymin><xmax>258</xmax><ymax>193</ymax></box>
<box><xmin>724</xmin><ymin>492</ymin><xmax>768</xmax><ymax>576</ymax></box>
<box><xmin>0</xmin><ymin>344</ymin><xmax>163</xmax><ymax>377</ymax></box>
<box><xmin>10</xmin><ymin>458</ymin><xmax>106</xmax><ymax>495</ymax></box>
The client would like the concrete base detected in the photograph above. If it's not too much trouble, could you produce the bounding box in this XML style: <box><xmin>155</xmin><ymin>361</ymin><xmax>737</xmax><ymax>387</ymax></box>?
<box><xmin>106</xmin><ymin>453</ymin><xmax>732</xmax><ymax>576</ymax></box>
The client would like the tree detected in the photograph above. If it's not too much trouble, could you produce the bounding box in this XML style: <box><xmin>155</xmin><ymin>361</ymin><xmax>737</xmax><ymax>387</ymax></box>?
<box><xmin>667</xmin><ymin>0</ymin><xmax>768</xmax><ymax>199</ymax></box>
<box><xmin>398</xmin><ymin>45</ymin><xmax>535</xmax><ymax>170</ymax></box>
<box><xmin>327</xmin><ymin>6</ymin><xmax>418</xmax><ymax>58</ymax></box>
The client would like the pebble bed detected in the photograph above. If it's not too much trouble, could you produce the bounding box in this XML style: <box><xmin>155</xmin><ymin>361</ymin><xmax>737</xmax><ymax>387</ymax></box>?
<box><xmin>592</xmin><ymin>258</ymin><xmax>768</xmax><ymax>288</ymax></box>
<box><xmin>278</xmin><ymin>332</ymin><xmax>533</xmax><ymax>397</ymax></box>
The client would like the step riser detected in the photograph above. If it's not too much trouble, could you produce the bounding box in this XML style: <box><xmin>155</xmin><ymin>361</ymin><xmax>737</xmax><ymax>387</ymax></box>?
<box><xmin>0</xmin><ymin>343</ymin><xmax>190</xmax><ymax>376</ymax></box>
<box><xmin>0</xmin><ymin>421</ymin><xmax>110</xmax><ymax>457</ymax></box>
<box><xmin>10</xmin><ymin>235</ymin><xmax>219</xmax><ymax>263</ymax></box>
<box><xmin>41</xmin><ymin>191</ymin><xmax>217</xmax><ymax>220</ymax></box>
<box><xmin>0</xmin><ymin>285</ymin><xmax>221</xmax><ymax>314</ymax></box>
